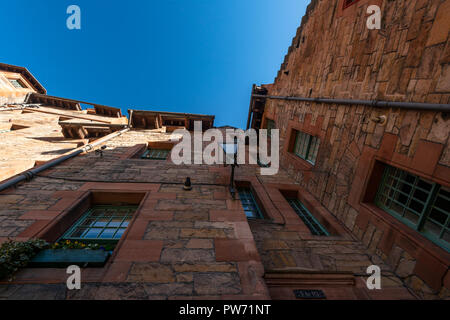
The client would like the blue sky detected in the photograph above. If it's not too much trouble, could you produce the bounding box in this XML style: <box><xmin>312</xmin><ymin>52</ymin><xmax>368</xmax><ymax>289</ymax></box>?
<box><xmin>1</xmin><ymin>0</ymin><xmax>308</xmax><ymax>128</ymax></box>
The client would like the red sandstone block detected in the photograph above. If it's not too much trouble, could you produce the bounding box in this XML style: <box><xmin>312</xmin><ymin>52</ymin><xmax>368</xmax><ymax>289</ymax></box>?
<box><xmin>47</xmin><ymin>197</ymin><xmax>79</xmax><ymax>211</ymax></box>
<box><xmin>138</xmin><ymin>211</ymin><xmax>174</xmax><ymax>221</ymax></box>
<box><xmin>51</xmin><ymin>190</ymin><xmax>85</xmax><ymax>199</ymax></box>
<box><xmin>236</xmin><ymin>260</ymin><xmax>268</xmax><ymax>296</ymax></box>
<box><xmin>215</xmin><ymin>239</ymin><xmax>260</xmax><ymax>262</ymax></box>
<box><xmin>147</xmin><ymin>193</ymin><xmax>177</xmax><ymax>200</ymax></box>
<box><xmin>115</xmin><ymin>240</ymin><xmax>163</xmax><ymax>262</ymax></box>
<box><xmin>210</xmin><ymin>210</ymin><xmax>246</xmax><ymax>222</ymax></box>
<box><xmin>11</xmin><ymin>268</ymin><xmax>67</xmax><ymax>284</ymax></box>
<box><xmin>411</xmin><ymin>140</ymin><xmax>444</xmax><ymax>176</ymax></box>
<box><xmin>232</xmin><ymin>222</ymin><xmax>255</xmax><ymax>239</ymax></box>
<box><xmin>413</xmin><ymin>250</ymin><xmax>449</xmax><ymax>292</ymax></box>
<box><xmin>378</xmin><ymin>133</ymin><xmax>398</xmax><ymax>161</ymax></box>
<box><xmin>125</xmin><ymin>219</ymin><xmax>149</xmax><ymax>240</ymax></box>
<box><xmin>226</xmin><ymin>199</ymin><xmax>243</xmax><ymax>210</ymax></box>
<box><xmin>213</xmin><ymin>191</ymin><xmax>232</xmax><ymax>200</ymax></box>
<box><xmin>19</xmin><ymin>211</ymin><xmax>62</xmax><ymax>221</ymax></box>
<box><xmin>102</xmin><ymin>262</ymin><xmax>132</xmax><ymax>282</ymax></box>
<box><xmin>17</xmin><ymin>220</ymin><xmax>51</xmax><ymax>239</ymax></box>
<box><xmin>434</xmin><ymin>165</ymin><xmax>450</xmax><ymax>184</ymax></box>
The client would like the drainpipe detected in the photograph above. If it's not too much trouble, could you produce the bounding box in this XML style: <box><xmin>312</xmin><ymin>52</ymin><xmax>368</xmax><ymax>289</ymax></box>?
<box><xmin>0</xmin><ymin>127</ymin><xmax>130</xmax><ymax>192</ymax></box>
<box><xmin>252</xmin><ymin>94</ymin><xmax>450</xmax><ymax>112</ymax></box>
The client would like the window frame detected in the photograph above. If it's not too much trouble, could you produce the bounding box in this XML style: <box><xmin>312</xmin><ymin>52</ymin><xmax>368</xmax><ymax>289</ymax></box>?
<box><xmin>266</xmin><ymin>119</ymin><xmax>276</xmax><ymax>138</ymax></box>
<box><xmin>286</xmin><ymin>198</ymin><xmax>330</xmax><ymax>236</ymax></box>
<box><xmin>237</xmin><ymin>187</ymin><xmax>264</xmax><ymax>220</ymax></box>
<box><xmin>292</xmin><ymin>130</ymin><xmax>320</xmax><ymax>165</ymax></box>
<box><xmin>8</xmin><ymin>78</ymin><xmax>27</xmax><ymax>89</ymax></box>
<box><xmin>141</xmin><ymin>148</ymin><xmax>171</xmax><ymax>160</ymax></box>
<box><xmin>375</xmin><ymin>165</ymin><xmax>449</xmax><ymax>252</ymax></box>
<box><xmin>59</xmin><ymin>205</ymin><xmax>138</xmax><ymax>245</ymax></box>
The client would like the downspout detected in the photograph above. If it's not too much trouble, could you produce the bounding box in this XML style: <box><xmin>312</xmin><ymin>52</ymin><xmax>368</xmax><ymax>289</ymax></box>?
<box><xmin>252</xmin><ymin>94</ymin><xmax>450</xmax><ymax>112</ymax></box>
<box><xmin>0</xmin><ymin>127</ymin><xmax>130</xmax><ymax>192</ymax></box>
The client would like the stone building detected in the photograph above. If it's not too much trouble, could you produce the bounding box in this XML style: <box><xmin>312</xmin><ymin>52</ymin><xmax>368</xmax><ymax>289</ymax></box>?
<box><xmin>0</xmin><ymin>0</ymin><xmax>448</xmax><ymax>300</ymax></box>
<box><xmin>248</xmin><ymin>0</ymin><xmax>449</xmax><ymax>299</ymax></box>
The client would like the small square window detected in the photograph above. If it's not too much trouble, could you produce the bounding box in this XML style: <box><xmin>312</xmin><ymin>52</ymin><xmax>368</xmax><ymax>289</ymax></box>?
<box><xmin>141</xmin><ymin>149</ymin><xmax>170</xmax><ymax>160</ymax></box>
<box><xmin>8</xmin><ymin>78</ymin><xmax>27</xmax><ymax>89</ymax></box>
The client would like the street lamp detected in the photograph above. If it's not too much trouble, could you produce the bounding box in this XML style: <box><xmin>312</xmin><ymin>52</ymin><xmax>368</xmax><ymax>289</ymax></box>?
<box><xmin>219</xmin><ymin>137</ymin><xmax>239</xmax><ymax>199</ymax></box>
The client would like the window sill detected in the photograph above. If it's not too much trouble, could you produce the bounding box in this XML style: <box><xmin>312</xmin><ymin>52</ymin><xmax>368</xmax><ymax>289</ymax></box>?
<box><xmin>286</xmin><ymin>152</ymin><xmax>315</xmax><ymax>170</ymax></box>
<box><xmin>29</xmin><ymin>249</ymin><xmax>111</xmax><ymax>268</ymax></box>
<box><xmin>360</xmin><ymin>203</ymin><xmax>450</xmax><ymax>260</ymax></box>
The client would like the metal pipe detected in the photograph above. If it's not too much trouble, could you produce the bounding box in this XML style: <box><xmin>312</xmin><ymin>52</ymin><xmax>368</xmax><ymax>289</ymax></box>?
<box><xmin>252</xmin><ymin>94</ymin><xmax>450</xmax><ymax>112</ymax></box>
<box><xmin>0</xmin><ymin>127</ymin><xmax>130</xmax><ymax>192</ymax></box>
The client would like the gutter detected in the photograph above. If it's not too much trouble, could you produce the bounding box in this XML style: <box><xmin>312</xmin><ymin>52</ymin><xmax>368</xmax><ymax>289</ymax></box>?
<box><xmin>0</xmin><ymin>127</ymin><xmax>130</xmax><ymax>192</ymax></box>
<box><xmin>252</xmin><ymin>94</ymin><xmax>450</xmax><ymax>112</ymax></box>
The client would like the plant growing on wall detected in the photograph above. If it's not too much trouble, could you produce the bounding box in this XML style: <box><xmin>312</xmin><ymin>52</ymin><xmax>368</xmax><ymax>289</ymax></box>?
<box><xmin>0</xmin><ymin>239</ymin><xmax>49</xmax><ymax>281</ymax></box>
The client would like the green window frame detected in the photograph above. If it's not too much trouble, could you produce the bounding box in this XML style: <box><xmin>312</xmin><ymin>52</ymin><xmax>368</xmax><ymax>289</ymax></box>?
<box><xmin>8</xmin><ymin>79</ymin><xmax>26</xmax><ymax>89</ymax></box>
<box><xmin>375</xmin><ymin>165</ymin><xmax>449</xmax><ymax>252</ymax></box>
<box><xmin>287</xmin><ymin>198</ymin><xmax>329</xmax><ymax>236</ymax></box>
<box><xmin>141</xmin><ymin>149</ymin><xmax>170</xmax><ymax>160</ymax></box>
<box><xmin>238</xmin><ymin>187</ymin><xmax>264</xmax><ymax>219</ymax></box>
<box><xmin>60</xmin><ymin>205</ymin><xmax>137</xmax><ymax>244</ymax></box>
<box><xmin>293</xmin><ymin>131</ymin><xmax>320</xmax><ymax>165</ymax></box>
<box><xmin>266</xmin><ymin>119</ymin><xmax>276</xmax><ymax>138</ymax></box>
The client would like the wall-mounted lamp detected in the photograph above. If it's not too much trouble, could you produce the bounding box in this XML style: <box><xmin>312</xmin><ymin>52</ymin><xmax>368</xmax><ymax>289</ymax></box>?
<box><xmin>219</xmin><ymin>137</ymin><xmax>239</xmax><ymax>199</ymax></box>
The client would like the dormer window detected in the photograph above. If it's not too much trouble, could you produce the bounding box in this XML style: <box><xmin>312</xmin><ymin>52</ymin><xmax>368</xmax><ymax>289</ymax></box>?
<box><xmin>8</xmin><ymin>78</ymin><xmax>27</xmax><ymax>89</ymax></box>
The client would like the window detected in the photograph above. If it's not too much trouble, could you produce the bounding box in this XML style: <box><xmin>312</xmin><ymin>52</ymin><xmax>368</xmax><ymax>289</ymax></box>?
<box><xmin>60</xmin><ymin>205</ymin><xmax>137</xmax><ymax>243</ymax></box>
<box><xmin>141</xmin><ymin>149</ymin><xmax>170</xmax><ymax>160</ymax></box>
<box><xmin>287</xmin><ymin>198</ymin><xmax>329</xmax><ymax>236</ymax></box>
<box><xmin>293</xmin><ymin>131</ymin><xmax>320</xmax><ymax>165</ymax></box>
<box><xmin>375</xmin><ymin>165</ymin><xmax>449</xmax><ymax>251</ymax></box>
<box><xmin>8</xmin><ymin>78</ymin><xmax>27</xmax><ymax>89</ymax></box>
<box><xmin>266</xmin><ymin>119</ymin><xmax>276</xmax><ymax>138</ymax></box>
<box><xmin>343</xmin><ymin>0</ymin><xmax>361</xmax><ymax>9</ymax></box>
<box><xmin>238</xmin><ymin>187</ymin><xmax>264</xmax><ymax>219</ymax></box>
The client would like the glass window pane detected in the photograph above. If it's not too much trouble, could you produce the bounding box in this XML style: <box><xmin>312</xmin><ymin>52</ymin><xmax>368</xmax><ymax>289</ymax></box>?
<box><xmin>238</xmin><ymin>188</ymin><xmax>263</xmax><ymax>219</ymax></box>
<box><xmin>99</xmin><ymin>228</ymin><xmax>116</xmax><ymax>239</ymax></box>
<box><xmin>61</xmin><ymin>206</ymin><xmax>137</xmax><ymax>242</ymax></box>
<box><xmin>83</xmin><ymin>228</ymin><xmax>103</xmax><ymax>239</ymax></box>
<box><xmin>376</xmin><ymin>165</ymin><xmax>450</xmax><ymax>251</ymax></box>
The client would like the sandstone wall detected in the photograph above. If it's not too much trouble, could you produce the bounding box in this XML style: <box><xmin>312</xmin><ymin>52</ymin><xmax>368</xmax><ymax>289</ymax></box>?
<box><xmin>261</xmin><ymin>0</ymin><xmax>450</xmax><ymax>299</ymax></box>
